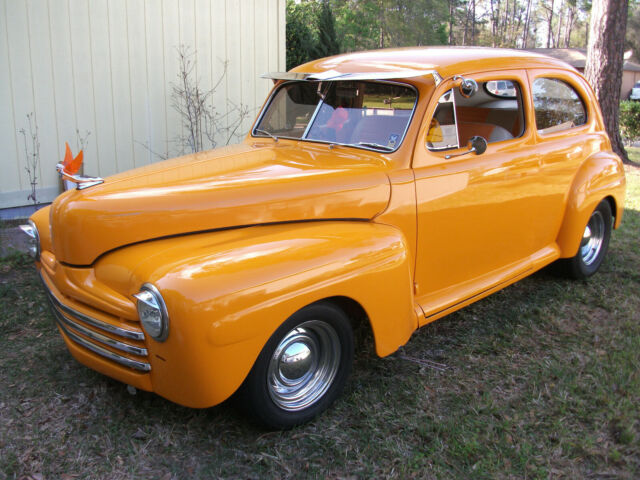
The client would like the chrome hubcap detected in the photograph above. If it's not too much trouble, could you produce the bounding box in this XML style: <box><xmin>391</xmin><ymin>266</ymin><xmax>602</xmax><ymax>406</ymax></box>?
<box><xmin>267</xmin><ymin>320</ymin><xmax>341</xmax><ymax>411</ymax></box>
<box><xmin>580</xmin><ymin>211</ymin><xmax>605</xmax><ymax>266</ymax></box>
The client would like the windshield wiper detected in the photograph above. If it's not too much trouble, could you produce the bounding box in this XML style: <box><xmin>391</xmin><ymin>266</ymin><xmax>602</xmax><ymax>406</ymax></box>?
<box><xmin>254</xmin><ymin>128</ymin><xmax>279</xmax><ymax>142</ymax></box>
<box><xmin>357</xmin><ymin>142</ymin><xmax>394</xmax><ymax>151</ymax></box>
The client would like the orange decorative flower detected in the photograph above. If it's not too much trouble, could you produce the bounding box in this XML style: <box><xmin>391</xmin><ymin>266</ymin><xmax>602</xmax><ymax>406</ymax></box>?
<box><xmin>61</xmin><ymin>142</ymin><xmax>83</xmax><ymax>175</ymax></box>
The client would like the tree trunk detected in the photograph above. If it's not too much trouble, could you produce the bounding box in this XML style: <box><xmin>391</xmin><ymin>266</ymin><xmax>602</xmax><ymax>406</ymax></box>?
<box><xmin>472</xmin><ymin>0</ymin><xmax>476</xmax><ymax>45</ymax></box>
<box><xmin>522</xmin><ymin>0</ymin><xmax>532</xmax><ymax>48</ymax></box>
<box><xmin>564</xmin><ymin>7</ymin><xmax>575</xmax><ymax>47</ymax></box>
<box><xmin>585</xmin><ymin>0</ymin><xmax>629</xmax><ymax>163</ymax></box>
<box><xmin>463</xmin><ymin>1</ymin><xmax>470</xmax><ymax>45</ymax></box>
<box><xmin>555</xmin><ymin>0</ymin><xmax>564</xmax><ymax>48</ymax></box>
<box><xmin>546</xmin><ymin>0</ymin><xmax>555</xmax><ymax>48</ymax></box>
<box><xmin>502</xmin><ymin>0</ymin><xmax>510</xmax><ymax>46</ymax></box>
<box><xmin>449</xmin><ymin>0</ymin><xmax>455</xmax><ymax>45</ymax></box>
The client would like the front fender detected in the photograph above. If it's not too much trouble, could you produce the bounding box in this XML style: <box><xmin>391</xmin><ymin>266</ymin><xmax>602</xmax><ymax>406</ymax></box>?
<box><xmin>556</xmin><ymin>151</ymin><xmax>625</xmax><ymax>258</ymax></box>
<box><xmin>95</xmin><ymin>221</ymin><xmax>417</xmax><ymax>407</ymax></box>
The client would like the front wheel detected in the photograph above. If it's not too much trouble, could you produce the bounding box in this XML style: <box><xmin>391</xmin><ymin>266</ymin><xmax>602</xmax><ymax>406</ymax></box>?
<box><xmin>561</xmin><ymin>200</ymin><xmax>612</xmax><ymax>279</ymax></box>
<box><xmin>239</xmin><ymin>302</ymin><xmax>354</xmax><ymax>429</ymax></box>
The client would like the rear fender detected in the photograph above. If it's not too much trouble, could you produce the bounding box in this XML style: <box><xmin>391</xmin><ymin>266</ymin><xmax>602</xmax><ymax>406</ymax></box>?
<box><xmin>95</xmin><ymin>221</ymin><xmax>417</xmax><ymax>407</ymax></box>
<box><xmin>556</xmin><ymin>151</ymin><xmax>625</xmax><ymax>258</ymax></box>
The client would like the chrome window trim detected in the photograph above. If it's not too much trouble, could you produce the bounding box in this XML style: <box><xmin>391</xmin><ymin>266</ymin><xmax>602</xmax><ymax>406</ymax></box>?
<box><xmin>40</xmin><ymin>273</ymin><xmax>145</xmax><ymax>341</ymax></box>
<box><xmin>452</xmin><ymin>88</ymin><xmax>461</xmax><ymax>149</ymax></box>
<box><xmin>50</xmin><ymin>303</ymin><xmax>148</xmax><ymax>357</ymax></box>
<box><xmin>427</xmin><ymin>89</ymin><xmax>461</xmax><ymax>152</ymax></box>
<box><xmin>252</xmin><ymin>80</ymin><xmax>419</xmax><ymax>154</ymax></box>
<box><xmin>301</xmin><ymin>95</ymin><xmax>325</xmax><ymax>140</ymax></box>
<box><xmin>55</xmin><ymin>318</ymin><xmax>151</xmax><ymax>372</ymax></box>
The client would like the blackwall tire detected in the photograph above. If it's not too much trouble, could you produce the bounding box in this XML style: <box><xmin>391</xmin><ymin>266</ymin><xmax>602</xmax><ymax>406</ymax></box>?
<box><xmin>239</xmin><ymin>302</ymin><xmax>354</xmax><ymax>430</ymax></box>
<box><xmin>562</xmin><ymin>200</ymin><xmax>612</xmax><ymax>279</ymax></box>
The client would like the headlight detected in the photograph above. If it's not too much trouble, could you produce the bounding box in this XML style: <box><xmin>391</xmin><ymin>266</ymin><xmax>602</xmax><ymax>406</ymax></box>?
<box><xmin>19</xmin><ymin>220</ymin><xmax>40</xmax><ymax>260</ymax></box>
<box><xmin>133</xmin><ymin>284</ymin><xmax>169</xmax><ymax>341</ymax></box>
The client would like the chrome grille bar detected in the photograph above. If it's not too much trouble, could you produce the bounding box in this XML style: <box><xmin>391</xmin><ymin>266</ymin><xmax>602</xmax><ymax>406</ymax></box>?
<box><xmin>40</xmin><ymin>273</ymin><xmax>145</xmax><ymax>341</ymax></box>
<box><xmin>55</xmin><ymin>317</ymin><xmax>151</xmax><ymax>372</ymax></box>
<box><xmin>49</xmin><ymin>303</ymin><xmax>148</xmax><ymax>357</ymax></box>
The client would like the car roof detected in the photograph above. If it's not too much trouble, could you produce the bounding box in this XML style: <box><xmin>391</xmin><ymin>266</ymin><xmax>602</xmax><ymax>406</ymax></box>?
<box><xmin>292</xmin><ymin>47</ymin><xmax>575</xmax><ymax>80</ymax></box>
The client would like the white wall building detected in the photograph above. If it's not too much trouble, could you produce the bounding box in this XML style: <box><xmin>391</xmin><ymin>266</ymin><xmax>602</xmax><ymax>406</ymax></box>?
<box><xmin>0</xmin><ymin>0</ymin><xmax>286</xmax><ymax>215</ymax></box>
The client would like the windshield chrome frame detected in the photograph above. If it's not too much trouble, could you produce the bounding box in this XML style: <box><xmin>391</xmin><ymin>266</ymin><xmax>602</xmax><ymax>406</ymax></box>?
<box><xmin>252</xmin><ymin>79</ymin><xmax>420</xmax><ymax>154</ymax></box>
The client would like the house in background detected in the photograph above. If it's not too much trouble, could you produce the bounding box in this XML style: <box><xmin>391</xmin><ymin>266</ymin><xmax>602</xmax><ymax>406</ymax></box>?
<box><xmin>526</xmin><ymin>48</ymin><xmax>640</xmax><ymax>100</ymax></box>
<box><xmin>0</xmin><ymin>0</ymin><xmax>285</xmax><ymax>219</ymax></box>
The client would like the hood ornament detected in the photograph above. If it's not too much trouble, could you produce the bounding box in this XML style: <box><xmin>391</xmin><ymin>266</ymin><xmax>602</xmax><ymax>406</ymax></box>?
<box><xmin>56</xmin><ymin>142</ymin><xmax>103</xmax><ymax>190</ymax></box>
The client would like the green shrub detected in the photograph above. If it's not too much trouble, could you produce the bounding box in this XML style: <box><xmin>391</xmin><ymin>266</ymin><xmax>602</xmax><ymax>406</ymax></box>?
<box><xmin>620</xmin><ymin>100</ymin><xmax>640</xmax><ymax>145</ymax></box>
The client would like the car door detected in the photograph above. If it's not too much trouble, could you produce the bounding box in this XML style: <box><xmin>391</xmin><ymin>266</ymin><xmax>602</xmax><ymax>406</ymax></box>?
<box><xmin>411</xmin><ymin>70</ymin><xmax>545</xmax><ymax>322</ymax></box>
<box><xmin>526</xmin><ymin>69</ymin><xmax>601</xmax><ymax>252</ymax></box>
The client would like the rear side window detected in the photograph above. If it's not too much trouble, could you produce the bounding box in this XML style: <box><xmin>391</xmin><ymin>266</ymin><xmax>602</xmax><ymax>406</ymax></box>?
<box><xmin>532</xmin><ymin>78</ymin><xmax>587</xmax><ymax>133</ymax></box>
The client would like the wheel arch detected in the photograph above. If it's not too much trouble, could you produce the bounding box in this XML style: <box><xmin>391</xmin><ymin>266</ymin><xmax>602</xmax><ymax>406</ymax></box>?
<box><xmin>555</xmin><ymin>152</ymin><xmax>625</xmax><ymax>258</ymax></box>
<box><xmin>604</xmin><ymin>195</ymin><xmax>618</xmax><ymax>227</ymax></box>
<box><xmin>316</xmin><ymin>295</ymin><xmax>376</xmax><ymax>350</ymax></box>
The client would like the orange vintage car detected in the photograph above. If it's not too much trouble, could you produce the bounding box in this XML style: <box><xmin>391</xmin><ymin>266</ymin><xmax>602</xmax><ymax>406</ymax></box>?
<box><xmin>23</xmin><ymin>47</ymin><xmax>626</xmax><ymax>429</ymax></box>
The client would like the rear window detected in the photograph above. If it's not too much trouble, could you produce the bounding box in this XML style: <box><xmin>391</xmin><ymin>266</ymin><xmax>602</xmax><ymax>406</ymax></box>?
<box><xmin>532</xmin><ymin>78</ymin><xmax>587</xmax><ymax>134</ymax></box>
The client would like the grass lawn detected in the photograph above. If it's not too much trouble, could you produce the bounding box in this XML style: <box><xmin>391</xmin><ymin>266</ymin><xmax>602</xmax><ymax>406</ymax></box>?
<box><xmin>1</xmin><ymin>154</ymin><xmax>639</xmax><ymax>479</ymax></box>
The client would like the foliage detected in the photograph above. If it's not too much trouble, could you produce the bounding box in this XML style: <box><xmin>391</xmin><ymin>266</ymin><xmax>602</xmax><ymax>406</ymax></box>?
<box><xmin>284</xmin><ymin>0</ymin><xmax>636</xmax><ymax>56</ymax></box>
<box><xmin>284</xmin><ymin>0</ymin><xmax>640</xmax><ymax>65</ymax></box>
<box><xmin>620</xmin><ymin>100</ymin><xmax>640</xmax><ymax>145</ymax></box>
<box><xmin>316</xmin><ymin>1</ymin><xmax>341</xmax><ymax>58</ymax></box>
<box><xmin>18</xmin><ymin>113</ymin><xmax>40</xmax><ymax>206</ymax></box>
<box><xmin>286</xmin><ymin>0</ymin><xmax>320</xmax><ymax>69</ymax></box>
<box><xmin>332</xmin><ymin>0</ymin><xmax>448</xmax><ymax>51</ymax></box>
<box><xmin>627</xmin><ymin>0</ymin><xmax>640</xmax><ymax>60</ymax></box>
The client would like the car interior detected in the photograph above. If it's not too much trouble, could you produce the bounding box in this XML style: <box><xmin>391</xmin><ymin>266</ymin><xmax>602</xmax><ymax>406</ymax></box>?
<box><xmin>427</xmin><ymin>80</ymin><xmax>525</xmax><ymax>151</ymax></box>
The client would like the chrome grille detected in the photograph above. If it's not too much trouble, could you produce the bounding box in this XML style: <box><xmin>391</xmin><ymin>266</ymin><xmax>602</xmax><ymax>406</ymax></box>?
<box><xmin>40</xmin><ymin>273</ymin><xmax>151</xmax><ymax>372</ymax></box>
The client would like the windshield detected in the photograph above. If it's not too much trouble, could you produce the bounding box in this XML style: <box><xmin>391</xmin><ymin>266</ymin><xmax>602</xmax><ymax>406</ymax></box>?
<box><xmin>253</xmin><ymin>80</ymin><xmax>417</xmax><ymax>151</ymax></box>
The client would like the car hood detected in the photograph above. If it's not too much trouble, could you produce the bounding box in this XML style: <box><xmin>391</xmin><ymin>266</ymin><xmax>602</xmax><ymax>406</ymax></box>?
<box><xmin>50</xmin><ymin>142</ymin><xmax>392</xmax><ymax>265</ymax></box>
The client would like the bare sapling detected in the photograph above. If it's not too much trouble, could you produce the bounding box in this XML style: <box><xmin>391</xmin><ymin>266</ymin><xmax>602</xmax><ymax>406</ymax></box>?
<box><xmin>170</xmin><ymin>45</ymin><xmax>251</xmax><ymax>155</ymax></box>
<box><xmin>18</xmin><ymin>113</ymin><xmax>40</xmax><ymax>206</ymax></box>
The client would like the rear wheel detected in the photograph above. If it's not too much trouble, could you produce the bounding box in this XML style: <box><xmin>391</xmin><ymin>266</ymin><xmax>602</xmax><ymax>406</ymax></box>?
<box><xmin>562</xmin><ymin>200</ymin><xmax>612</xmax><ymax>279</ymax></box>
<box><xmin>240</xmin><ymin>302</ymin><xmax>354</xmax><ymax>429</ymax></box>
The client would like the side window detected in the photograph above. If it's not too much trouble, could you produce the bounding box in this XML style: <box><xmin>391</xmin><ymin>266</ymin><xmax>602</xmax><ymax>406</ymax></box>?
<box><xmin>426</xmin><ymin>90</ymin><xmax>458</xmax><ymax>150</ymax></box>
<box><xmin>427</xmin><ymin>79</ymin><xmax>525</xmax><ymax>152</ymax></box>
<box><xmin>532</xmin><ymin>78</ymin><xmax>587</xmax><ymax>134</ymax></box>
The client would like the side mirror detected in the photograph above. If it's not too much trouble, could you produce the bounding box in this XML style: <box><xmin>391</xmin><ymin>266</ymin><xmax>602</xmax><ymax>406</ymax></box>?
<box><xmin>445</xmin><ymin>135</ymin><xmax>488</xmax><ymax>159</ymax></box>
<box><xmin>453</xmin><ymin>75</ymin><xmax>478</xmax><ymax>98</ymax></box>
<box><xmin>469</xmin><ymin>135</ymin><xmax>487</xmax><ymax>155</ymax></box>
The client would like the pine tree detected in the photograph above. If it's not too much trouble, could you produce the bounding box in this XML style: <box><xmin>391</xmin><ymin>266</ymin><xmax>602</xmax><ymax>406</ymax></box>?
<box><xmin>286</xmin><ymin>0</ymin><xmax>317</xmax><ymax>69</ymax></box>
<box><xmin>315</xmin><ymin>1</ymin><xmax>341</xmax><ymax>58</ymax></box>
<box><xmin>584</xmin><ymin>0</ymin><xmax>630</xmax><ymax>163</ymax></box>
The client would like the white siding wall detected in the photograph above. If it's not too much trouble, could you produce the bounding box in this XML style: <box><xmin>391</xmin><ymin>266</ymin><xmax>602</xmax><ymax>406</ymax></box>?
<box><xmin>0</xmin><ymin>0</ymin><xmax>286</xmax><ymax>209</ymax></box>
